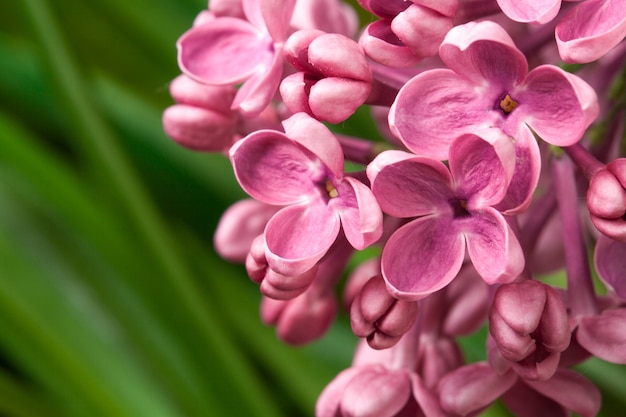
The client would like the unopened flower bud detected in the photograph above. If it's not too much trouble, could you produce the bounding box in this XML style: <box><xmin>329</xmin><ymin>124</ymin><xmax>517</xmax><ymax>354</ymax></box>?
<box><xmin>489</xmin><ymin>280</ymin><xmax>571</xmax><ymax>381</ymax></box>
<box><xmin>350</xmin><ymin>275</ymin><xmax>418</xmax><ymax>349</ymax></box>
<box><xmin>587</xmin><ymin>158</ymin><xmax>626</xmax><ymax>241</ymax></box>
<box><xmin>281</xmin><ymin>30</ymin><xmax>372</xmax><ymax>123</ymax></box>
<box><xmin>260</xmin><ymin>286</ymin><xmax>336</xmax><ymax>345</ymax></box>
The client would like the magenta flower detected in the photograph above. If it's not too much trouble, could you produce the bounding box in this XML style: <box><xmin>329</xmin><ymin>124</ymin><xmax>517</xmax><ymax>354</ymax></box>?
<box><xmin>367</xmin><ymin>132</ymin><xmax>524</xmax><ymax>301</ymax></box>
<box><xmin>316</xmin><ymin>340</ymin><xmax>447</xmax><ymax>417</ymax></box>
<box><xmin>177</xmin><ymin>0</ymin><xmax>295</xmax><ymax>117</ymax></box>
<box><xmin>230</xmin><ymin>112</ymin><xmax>383</xmax><ymax>276</ymax></box>
<box><xmin>390</xmin><ymin>20</ymin><xmax>599</xmax><ymax>161</ymax></box>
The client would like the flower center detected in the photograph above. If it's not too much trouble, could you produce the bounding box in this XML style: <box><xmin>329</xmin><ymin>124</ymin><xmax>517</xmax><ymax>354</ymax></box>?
<box><xmin>498</xmin><ymin>93</ymin><xmax>519</xmax><ymax>115</ymax></box>
<box><xmin>450</xmin><ymin>198</ymin><xmax>470</xmax><ymax>218</ymax></box>
<box><xmin>325</xmin><ymin>179</ymin><xmax>338</xmax><ymax>198</ymax></box>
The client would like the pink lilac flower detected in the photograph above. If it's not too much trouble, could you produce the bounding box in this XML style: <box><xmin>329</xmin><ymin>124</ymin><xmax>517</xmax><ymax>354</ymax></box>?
<box><xmin>316</xmin><ymin>336</ymin><xmax>448</xmax><ymax>417</ymax></box>
<box><xmin>366</xmin><ymin>131</ymin><xmax>524</xmax><ymax>300</ymax></box>
<box><xmin>230</xmin><ymin>112</ymin><xmax>383</xmax><ymax>277</ymax></box>
<box><xmin>390</xmin><ymin>20</ymin><xmax>599</xmax><ymax>161</ymax></box>
<box><xmin>177</xmin><ymin>0</ymin><xmax>295</xmax><ymax>117</ymax></box>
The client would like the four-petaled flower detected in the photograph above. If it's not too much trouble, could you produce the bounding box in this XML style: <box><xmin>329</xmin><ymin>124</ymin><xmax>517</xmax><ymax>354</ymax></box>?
<box><xmin>367</xmin><ymin>131</ymin><xmax>524</xmax><ymax>300</ymax></box>
<box><xmin>230</xmin><ymin>112</ymin><xmax>383</xmax><ymax>277</ymax></box>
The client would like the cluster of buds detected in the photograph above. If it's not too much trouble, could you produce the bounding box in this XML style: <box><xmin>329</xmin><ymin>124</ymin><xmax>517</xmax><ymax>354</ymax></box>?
<box><xmin>163</xmin><ymin>0</ymin><xmax>626</xmax><ymax>415</ymax></box>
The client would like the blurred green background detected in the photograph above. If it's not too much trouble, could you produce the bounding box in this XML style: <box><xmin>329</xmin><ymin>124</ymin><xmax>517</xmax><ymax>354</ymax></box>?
<box><xmin>0</xmin><ymin>0</ymin><xmax>624</xmax><ymax>416</ymax></box>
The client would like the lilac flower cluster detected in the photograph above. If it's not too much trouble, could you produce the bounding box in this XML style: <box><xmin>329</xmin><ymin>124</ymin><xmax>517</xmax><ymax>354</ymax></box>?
<box><xmin>163</xmin><ymin>0</ymin><xmax>626</xmax><ymax>415</ymax></box>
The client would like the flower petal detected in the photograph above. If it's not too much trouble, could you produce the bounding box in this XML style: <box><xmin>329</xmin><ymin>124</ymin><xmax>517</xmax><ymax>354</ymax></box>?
<box><xmin>367</xmin><ymin>150</ymin><xmax>453</xmax><ymax>218</ymax></box>
<box><xmin>177</xmin><ymin>18</ymin><xmax>273</xmax><ymax>84</ymax></box>
<box><xmin>556</xmin><ymin>0</ymin><xmax>626</xmax><ymax>63</ymax></box>
<box><xmin>439</xmin><ymin>20</ymin><xmax>528</xmax><ymax>88</ymax></box>
<box><xmin>495</xmin><ymin>125</ymin><xmax>542</xmax><ymax>214</ymax></box>
<box><xmin>438</xmin><ymin>363</ymin><xmax>517</xmax><ymax>416</ymax></box>
<box><xmin>449</xmin><ymin>131</ymin><xmax>515</xmax><ymax>208</ymax></box>
<box><xmin>512</xmin><ymin>65</ymin><xmax>598</xmax><ymax>146</ymax></box>
<box><xmin>281</xmin><ymin>113</ymin><xmax>344</xmax><ymax>178</ymax></box>
<box><xmin>335</xmin><ymin>177</ymin><xmax>383</xmax><ymax>250</ymax></box>
<box><xmin>232</xmin><ymin>49</ymin><xmax>284</xmax><ymax>117</ymax></box>
<box><xmin>260</xmin><ymin>0</ymin><xmax>296</xmax><ymax>41</ymax></box>
<box><xmin>229</xmin><ymin>131</ymin><xmax>324</xmax><ymax>205</ymax></box>
<box><xmin>524</xmin><ymin>369</ymin><xmax>602</xmax><ymax>417</ymax></box>
<box><xmin>389</xmin><ymin>69</ymin><xmax>498</xmax><ymax>160</ymax></box>
<box><xmin>577</xmin><ymin>308</ymin><xmax>626</xmax><ymax>363</ymax></box>
<box><xmin>264</xmin><ymin>202</ymin><xmax>340</xmax><ymax>276</ymax></box>
<box><xmin>340</xmin><ymin>368</ymin><xmax>412</xmax><ymax>417</ymax></box>
<box><xmin>496</xmin><ymin>0</ymin><xmax>561</xmax><ymax>24</ymax></box>
<box><xmin>464</xmin><ymin>207</ymin><xmax>525</xmax><ymax>284</ymax></box>
<box><xmin>381</xmin><ymin>215</ymin><xmax>465</xmax><ymax>300</ymax></box>
<box><xmin>594</xmin><ymin>234</ymin><xmax>626</xmax><ymax>298</ymax></box>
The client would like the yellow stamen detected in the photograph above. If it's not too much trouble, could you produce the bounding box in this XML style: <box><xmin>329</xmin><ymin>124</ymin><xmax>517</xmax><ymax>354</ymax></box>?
<box><xmin>499</xmin><ymin>94</ymin><xmax>519</xmax><ymax>114</ymax></box>
<box><xmin>325</xmin><ymin>179</ymin><xmax>338</xmax><ymax>198</ymax></box>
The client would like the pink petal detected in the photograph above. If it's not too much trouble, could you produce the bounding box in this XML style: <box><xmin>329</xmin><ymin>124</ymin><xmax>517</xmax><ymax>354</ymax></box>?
<box><xmin>260</xmin><ymin>0</ymin><xmax>295</xmax><ymax>41</ymax></box>
<box><xmin>594</xmin><ymin>234</ymin><xmax>626</xmax><ymax>298</ymax></box>
<box><xmin>367</xmin><ymin>150</ymin><xmax>453</xmax><ymax>218</ymax></box>
<box><xmin>264</xmin><ymin>202</ymin><xmax>340</xmax><ymax>276</ymax></box>
<box><xmin>556</xmin><ymin>0</ymin><xmax>626</xmax><ymax>63</ymax></box>
<box><xmin>281</xmin><ymin>113</ymin><xmax>344</xmax><ymax>178</ymax></box>
<box><xmin>168</xmin><ymin>74</ymin><xmax>236</xmax><ymax>109</ymax></box>
<box><xmin>464</xmin><ymin>207</ymin><xmax>525</xmax><ymax>284</ymax></box>
<box><xmin>381</xmin><ymin>216</ymin><xmax>465</xmax><ymax>300</ymax></box>
<box><xmin>524</xmin><ymin>368</ymin><xmax>602</xmax><ymax>417</ymax></box>
<box><xmin>512</xmin><ymin>65</ymin><xmax>599</xmax><ymax>146</ymax></box>
<box><xmin>389</xmin><ymin>69</ymin><xmax>499</xmax><ymax>160</ymax></box>
<box><xmin>449</xmin><ymin>131</ymin><xmax>515</xmax><ymax>209</ymax></box>
<box><xmin>359</xmin><ymin>21</ymin><xmax>423</xmax><ymax>68</ymax></box>
<box><xmin>496</xmin><ymin>0</ymin><xmax>562</xmax><ymax>24</ymax></box>
<box><xmin>495</xmin><ymin>126</ymin><xmax>542</xmax><ymax>215</ymax></box>
<box><xmin>213</xmin><ymin>199</ymin><xmax>281</xmax><ymax>262</ymax></box>
<box><xmin>439</xmin><ymin>20</ymin><xmax>528</xmax><ymax>88</ymax></box>
<box><xmin>392</xmin><ymin>5</ymin><xmax>452</xmax><ymax>59</ymax></box>
<box><xmin>291</xmin><ymin>0</ymin><xmax>359</xmax><ymax>37</ymax></box>
<box><xmin>577</xmin><ymin>308</ymin><xmax>626</xmax><ymax>363</ymax></box>
<box><xmin>309</xmin><ymin>78</ymin><xmax>372</xmax><ymax>123</ymax></box>
<box><xmin>502</xmin><ymin>380</ymin><xmax>568</xmax><ymax>417</ymax></box>
<box><xmin>335</xmin><ymin>177</ymin><xmax>383</xmax><ymax>250</ymax></box>
<box><xmin>229</xmin><ymin>131</ymin><xmax>325</xmax><ymax>205</ymax></box>
<box><xmin>177</xmin><ymin>18</ymin><xmax>273</xmax><ymax>85</ymax></box>
<box><xmin>162</xmin><ymin>105</ymin><xmax>236</xmax><ymax>151</ymax></box>
<box><xmin>316</xmin><ymin>367</ymin><xmax>363</xmax><ymax>417</ymax></box>
<box><xmin>231</xmin><ymin>49</ymin><xmax>284</xmax><ymax>117</ymax></box>
<box><xmin>308</xmin><ymin>33</ymin><xmax>372</xmax><ymax>81</ymax></box>
<box><xmin>340</xmin><ymin>368</ymin><xmax>412</xmax><ymax>417</ymax></box>
<box><xmin>438</xmin><ymin>363</ymin><xmax>517</xmax><ymax>416</ymax></box>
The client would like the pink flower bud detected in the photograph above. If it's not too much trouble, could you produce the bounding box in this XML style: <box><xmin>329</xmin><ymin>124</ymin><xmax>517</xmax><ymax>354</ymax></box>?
<box><xmin>280</xmin><ymin>30</ymin><xmax>372</xmax><ymax>123</ymax></box>
<box><xmin>260</xmin><ymin>285</ymin><xmax>337</xmax><ymax>345</ymax></box>
<box><xmin>489</xmin><ymin>280</ymin><xmax>571</xmax><ymax>381</ymax></box>
<box><xmin>162</xmin><ymin>75</ymin><xmax>239</xmax><ymax>151</ymax></box>
<box><xmin>350</xmin><ymin>275</ymin><xmax>419</xmax><ymax>349</ymax></box>
<box><xmin>245</xmin><ymin>235</ymin><xmax>318</xmax><ymax>299</ymax></box>
<box><xmin>587</xmin><ymin>158</ymin><xmax>626</xmax><ymax>241</ymax></box>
